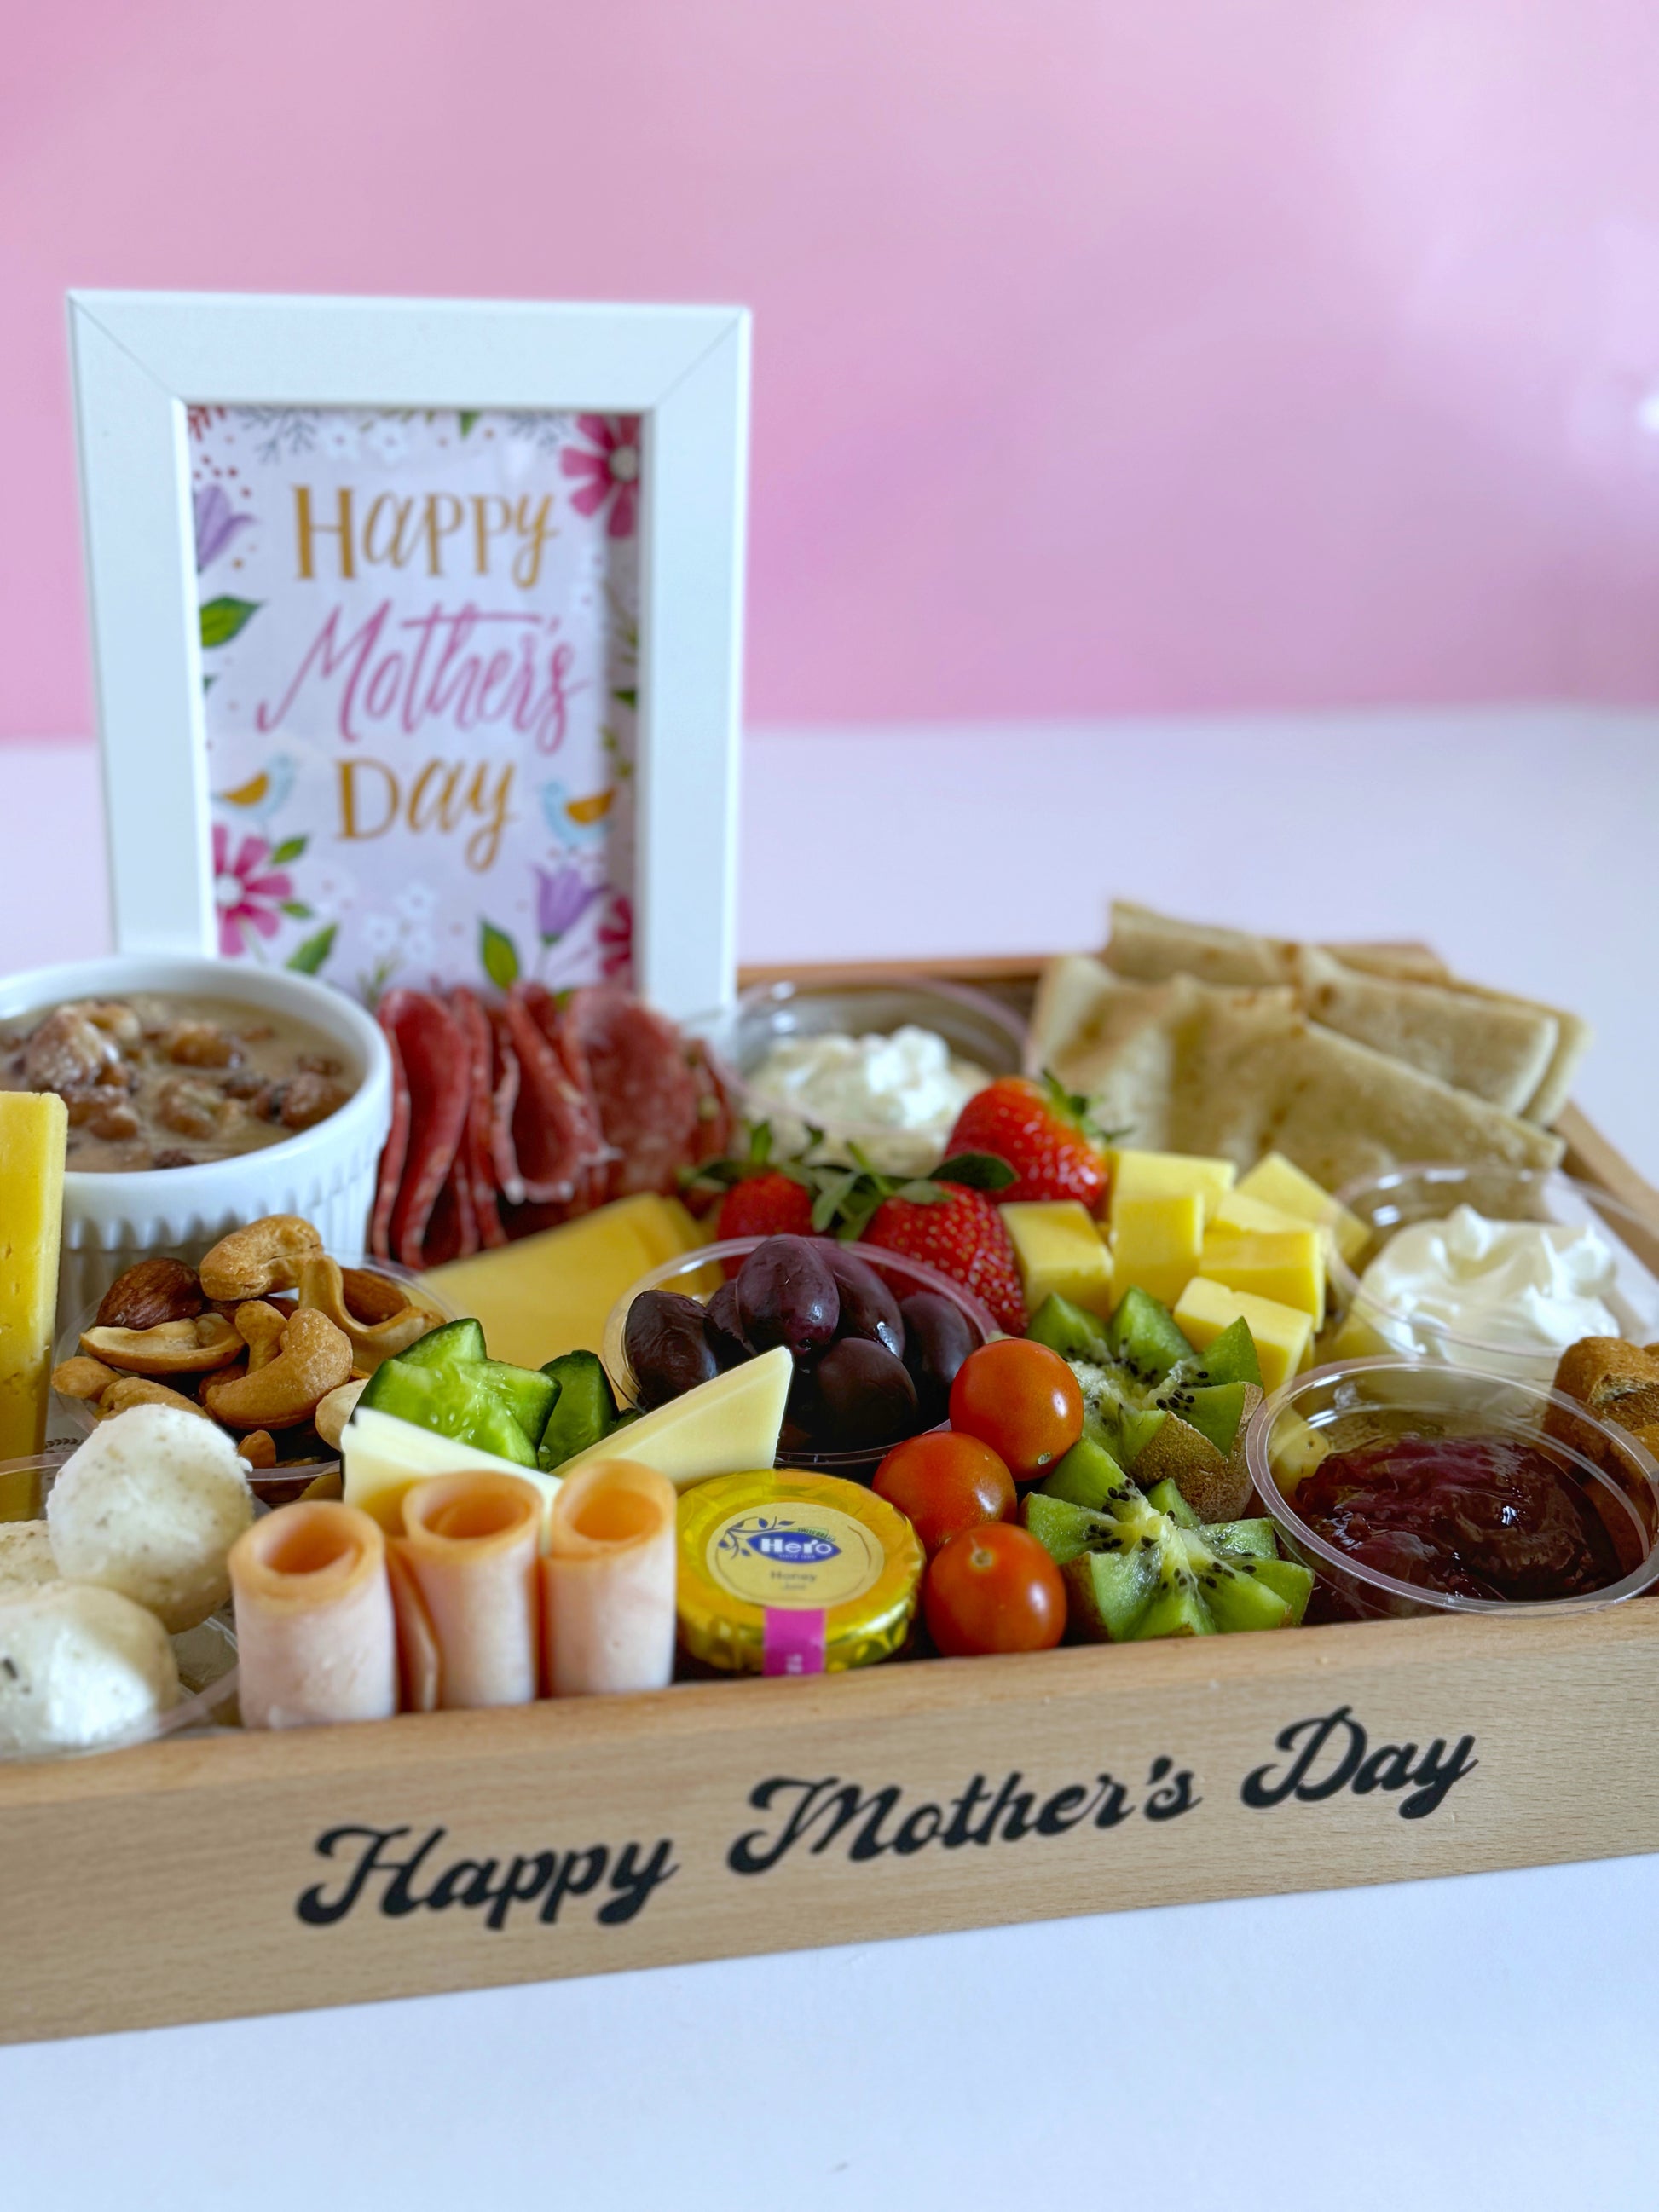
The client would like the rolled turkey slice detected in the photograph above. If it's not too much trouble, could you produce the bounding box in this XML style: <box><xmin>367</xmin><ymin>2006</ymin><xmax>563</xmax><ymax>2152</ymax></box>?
<box><xmin>229</xmin><ymin>1502</ymin><xmax>397</xmax><ymax>1730</ymax></box>
<box><xmin>397</xmin><ymin>1472</ymin><xmax>541</xmax><ymax>1708</ymax></box>
<box><xmin>543</xmin><ymin>1459</ymin><xmax>677</xmax><ymax>1697</ymax></box>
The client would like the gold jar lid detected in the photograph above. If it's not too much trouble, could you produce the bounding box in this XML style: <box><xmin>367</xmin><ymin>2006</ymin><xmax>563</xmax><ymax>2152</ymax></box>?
<box><xmin>676</xmin><ymin>1470</ymin><xmax>923</xmax><ymax>1676</ymax></box>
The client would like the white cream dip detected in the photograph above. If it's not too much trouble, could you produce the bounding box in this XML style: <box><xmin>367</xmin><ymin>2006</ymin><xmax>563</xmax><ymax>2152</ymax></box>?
<box><xmin>745</xmin><ymin>1025</ymin><xmax>990</xmax><ymax>1175</ymax></box>
<box><xmin>1356</xmin><ymin>1204</ymin><xmax>1620</xmax><ymax>1363</ymax></box>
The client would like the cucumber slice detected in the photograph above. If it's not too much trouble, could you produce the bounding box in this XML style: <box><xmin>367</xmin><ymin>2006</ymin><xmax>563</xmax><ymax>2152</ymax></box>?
<box><xmin>481</xmin><ymin>1358</ymin><xmax>558</xmax><ymax>1442</ymax></box>
<box><xmin>395</xmin><ymin>1317</ymin><xmax>488</xmax><ymax>1369</ymax></box>
<box><xmin>537</xmin><ymin>1349</ymin><xmax>621</xmax><ymax>1471</ymax></box>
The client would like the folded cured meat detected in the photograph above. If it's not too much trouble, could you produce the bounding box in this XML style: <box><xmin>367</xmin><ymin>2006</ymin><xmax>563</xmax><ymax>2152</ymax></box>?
<box><xmin>397</xmin><ymin>1471</ymin><xmax>542</xmax><ymax>1708</ymax></box>
<box><xmin>373</xmin><ymin>991</ymin><xmax>471</xmax><ymax>1268</ymax></box>
<box><xmin>542</xmin><ymin>1459</ymin><xmax>677</xmax><ymax>1696</ymax></box>
<box><xmin>450</xmin><ymin>986</ymin><xmax>507</xmax><ymax>1250</ymax></box>
<box><xmin>492</xmin><ymin>987</ymin><xmax>611</xmax><ymax>1207</ymax></box>
<box><xmin>560</xmin><ymin>985</ymin><xmax>702</xmax><ymax>1199</ymax></box>
<box><xmin>229</xmin><ymin>1501</ymin><xmax>398</xmax><ymax>1730</ymax></box>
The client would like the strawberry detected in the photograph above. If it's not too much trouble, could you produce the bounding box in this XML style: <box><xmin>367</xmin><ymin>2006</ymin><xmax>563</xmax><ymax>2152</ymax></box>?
<box><xmin>945</xmin><ymin>1071</ymin><xmax>1111</xmax><ymax>1210</ymax></box>
<box><xmin>717</xmin><ymin>1170</ymin><xmax>815</xmax><ymax>1244</ymax></box>
<box><xmin>834</xmin><ymin>1151</ymin><xmax>1028</xmax><ymax>1335</ymax></box>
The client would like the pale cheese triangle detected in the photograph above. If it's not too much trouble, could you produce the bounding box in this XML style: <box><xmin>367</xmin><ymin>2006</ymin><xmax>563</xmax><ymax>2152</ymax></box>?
<box><xmin>554</xmin><ymin>1346</ymin><xmax>793</xmax><ymax>1493</ymax></box>
<box><xmin>344</xmin><ymin>1406</ymin><xmax>564</xmax><ymax>1542</ymax></box>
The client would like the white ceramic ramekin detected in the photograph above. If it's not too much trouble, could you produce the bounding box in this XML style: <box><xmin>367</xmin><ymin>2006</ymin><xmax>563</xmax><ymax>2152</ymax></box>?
<box><xmin>0</xmin><ymin>956</ymin><xmax>392</xmax><ymax>1320</ymax></box>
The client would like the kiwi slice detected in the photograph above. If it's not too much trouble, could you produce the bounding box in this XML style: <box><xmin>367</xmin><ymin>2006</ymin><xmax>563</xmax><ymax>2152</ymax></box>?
<box><xmin>1024</xmin><ymin>1482</ymin><xmax>1312</xmax><ymax>1643</ymax></box>
<box><xmin>1107</xmin><ymin>1286</ymin><xmax>1194</xmax><ymax>1380</ymax></box>
<box><xmin>1026</xmin><ymin>1293</ymin><xmax>1112</xmax><ymax>1366</ymax></box>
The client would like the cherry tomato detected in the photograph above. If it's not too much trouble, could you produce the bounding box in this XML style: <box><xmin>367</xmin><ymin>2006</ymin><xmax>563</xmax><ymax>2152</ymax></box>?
<box><xmin>872</xmin><ymin>1430</ymin><xmax>1016</xmax><ymax>1556</ymax></box>
<box><xmin>922</xmin><ymin>1522</ymin><xmax>1067</xmax><ymax>1656</ymax></box>
<box><xmin>948</xmin><ymin>1337</ymin><xmax>1084</xmax><ymax>1479</ymax></box>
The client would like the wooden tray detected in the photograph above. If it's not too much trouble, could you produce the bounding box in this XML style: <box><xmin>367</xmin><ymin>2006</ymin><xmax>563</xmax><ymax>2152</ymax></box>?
<box><xmin>3</xmin><ymin>960</ymin><xmax>1656</xmax><ymax>2046</ymax></box>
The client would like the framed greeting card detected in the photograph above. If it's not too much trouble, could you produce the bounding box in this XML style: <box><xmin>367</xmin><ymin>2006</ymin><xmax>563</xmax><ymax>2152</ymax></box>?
<box><xmin>69</xmin><ymin>292</ymin><xmax>749</xmax><ymax>1017</ymax></box>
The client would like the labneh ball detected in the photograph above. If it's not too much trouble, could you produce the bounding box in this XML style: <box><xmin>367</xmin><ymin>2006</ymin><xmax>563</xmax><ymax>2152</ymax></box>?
<box><xmin>0</xmin><ymin>1522</ymin><xmax>59</xmax><ymax>1597</ymax></box>
<box><xmin>0</xmin><ymin>1583</ymin><xmax>180</xmax><ymax>1756</ymax></box>
<box><xmin>47</xmin><ymin>1405</ymin><xmax>254</xmax><ymax>1632</ymax></box>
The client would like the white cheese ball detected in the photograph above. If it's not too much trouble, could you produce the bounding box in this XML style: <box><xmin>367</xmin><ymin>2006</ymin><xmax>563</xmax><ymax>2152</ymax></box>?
<box><xmin>0</xmin><ymin>1583</ymin><xmax>180</xmax><ymax>1756</ymax></box>
<box><xmin>48</xmin><ymin>1406</ymin><xmax>254</xmax><ymax>1632</ymax></box>
<box><xmin>0</xmin><ymin>1522</ymin><xmax>59</xmax><ymax>1597</ymax></box>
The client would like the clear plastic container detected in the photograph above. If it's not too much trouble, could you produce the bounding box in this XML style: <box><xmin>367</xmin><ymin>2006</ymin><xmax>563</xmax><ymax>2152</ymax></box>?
<box><xmin>1245</xmin><ymin>1355</ymin><xmax>1659</xmax><ymax>1621</ymax></box>
<box><xmin>0</xmin><ymin>1452</ymin><xmax>240</xmax><ymax>1759</ymax></box>
<box><xmin>602</xmin><ymin>1234</ymin><xmax>997</xmax><ymax>1480</ymax></box>
<box><xmin>1323</xmin><ymin>1163</ymin><xmax>1659</xmax><ymax>1386</ymax></box>
<box><xmin>49</xmin><ymin>1255</ymin><xmax>453</xmax><ymax>1501</ymax></box>
<box><xmin>685</xmin><ymin>974</ymin><xmax>1026</xmax><ymax>1175</ymax></box>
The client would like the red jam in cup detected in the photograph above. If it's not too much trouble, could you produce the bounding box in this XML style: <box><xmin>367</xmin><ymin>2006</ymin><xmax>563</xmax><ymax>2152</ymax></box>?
<box><xmin>1294</xmin><ymin>1433</ymin><xmax>1624</xmax><ymax>1603</ymax></box>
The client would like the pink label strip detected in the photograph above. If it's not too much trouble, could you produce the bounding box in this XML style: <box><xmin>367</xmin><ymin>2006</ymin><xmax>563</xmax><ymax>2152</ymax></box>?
<box><xmin>763</xmin><ymin>1607</ymin><xmax>826</xmax><ymax>1677</ymax></box>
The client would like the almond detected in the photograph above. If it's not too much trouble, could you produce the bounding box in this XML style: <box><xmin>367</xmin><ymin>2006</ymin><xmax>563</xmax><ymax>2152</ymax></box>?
<box><xmin>95</xmin><ymin>1256</ymin><xmax>205</xmax><ymax>1331</ymax></box>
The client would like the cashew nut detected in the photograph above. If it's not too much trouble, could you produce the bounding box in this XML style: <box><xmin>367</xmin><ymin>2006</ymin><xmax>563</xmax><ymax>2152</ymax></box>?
<box><xmin>199</xmin><ymin>1215</ymin><xmax>324</xmax><ymax>1303</ymax></box>
<box><xmin>53</xmin><ymin>1356</ymin><xmax>121</xmax><ymax>1401</ymax></box>
<box><xmin>80</xmin><ymin>1313</ymin><xmax>242</xmax><ymax>1377</ymax></box>
<box><xmin>233</xmin><ymin>1300</ymin><xmax>291</xmax><ymax>1372</ymax></box>
<box><xmin>97</xmin><ymin>1376</ymin><xmax>216</xmax><ymax>1422</ymax></box>
<box><xmin>295</xmin><ymin>1256</ymin><xmax>433</xmax><ymax>1369</ymax></box>
<box><xmin>340</xmin><ymin>1267</ymin><xmax>413</xmax><ymax>1325</ymax></box>
<box><xmin>202</xmin><ymin>1308</ymin><xmax>352</xmax><ymax>1430</ymax></box>
<box><xmin>314</xmin><ymin>1377</ymin><xmax>367</xmax><ymax>1451</ymax></box>
<box><xmin>239</xmin><ymin>1430</ymin><xmax>278</xmax><ymax>1469</ymax></box>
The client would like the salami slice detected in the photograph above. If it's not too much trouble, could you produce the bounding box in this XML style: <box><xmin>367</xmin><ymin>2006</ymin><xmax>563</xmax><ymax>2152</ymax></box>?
<box><xmin>420</xmin><ymin>1146</ymin><xmax>481</xmax><ymax>1268</ymax></box>
<box><xmin>560</xmin><ymin>985</ymin><xmax>702</xmax><ymax>1199</ymax></box>
<box><xmin>449</xmin><ymin>987</ymin><xmax>507</xmax><ymax>1250</ymax></box>
<box><xmin>368</xmin><ymin>1015</ymin><xmax>412</xmax><ymax>1263</ymax></box>
<box><xmin>491</xmin><ymin>985</ymin><xmax>610</xmax><ymax>1205</ymax></box>
<box><xmin>685</xmin><ymin>1037</ymin><xmax>738</xmax><ymax>1171</ymax></box>
<box><xmin>377</xmin><ymin>990</ymin><xmax>471</xmax><ymax>1269</ymax></box>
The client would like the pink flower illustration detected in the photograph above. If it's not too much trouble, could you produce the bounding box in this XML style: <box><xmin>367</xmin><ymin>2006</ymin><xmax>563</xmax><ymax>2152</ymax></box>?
<box><xmin>213</xmin><ymin>823</ymin><xmax>293</xmax><ymax>956</ymax></box>
<box><xmin>598</xmin><ymin>891</ymin><xmax>634</xmax><ymax>979</ymax></box>
<box><xmin>561</xmin><ymin>415</ymin><xmax>641</xmax><ymax>538</ymax></box>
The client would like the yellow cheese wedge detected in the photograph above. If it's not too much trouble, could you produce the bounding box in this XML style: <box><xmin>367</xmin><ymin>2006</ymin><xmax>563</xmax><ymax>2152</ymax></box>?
<box><xmin>1107</xmin><ymin>1148</ymin><xmax>1236</xmax><ymax>1228</ymax></box>
<box><xmin>343</xmin><ymin>1406</ymin><xmax>563</xmax><ymax>1540</ymax></box>
<box><xmin>554</xmin><ymin>1347</ymin><xmax>793</xmax><ymax>1493</ymax></box>
<box><xmin>1001</xmin><ymin>1200</ymin><xmax>1114</xmax><ymax>1319</ymax></box>
<box><xmin>1174</xmin><ymin>1277</ymin><xmax>1314</xmax><ymax>1395</ymax></box>
<box><xmin>1110</xmin><ymin>1192</ymin><xmax>1205</xmax><ymax>1308</ymax></box>
<box><xmin>424</xmin><ymin>1194</ymin><xmax>708</xmax><ymax>1368</ymax></box>
<box><xmin>1236</xmin><ymin>1152</ymin><xmax>1367</xmax><ymax>1267</ymax></box>
<box><xmin>0</xmin><ymin>1093</ymin><xmax>67</xmax><ymax>1459</ymax></box>
<box><xmin>1199</xmin><ymin>1226</ymin><xmax>1327</xmax><ymax>1327</ymax></box>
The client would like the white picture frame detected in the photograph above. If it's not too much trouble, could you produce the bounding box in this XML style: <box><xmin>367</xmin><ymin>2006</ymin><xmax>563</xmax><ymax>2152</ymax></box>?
<box><xmin>67</xmin><ymin>290</ymin><xmax>749</xmax><ymax>1018</ymax></box>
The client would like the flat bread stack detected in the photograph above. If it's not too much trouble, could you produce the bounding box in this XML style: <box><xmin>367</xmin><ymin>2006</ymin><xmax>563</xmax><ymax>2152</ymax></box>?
<box><xmin>1031</xmin><ymin>904</ymin><xmax>1589</xmax><ymax>1197</ymax></box>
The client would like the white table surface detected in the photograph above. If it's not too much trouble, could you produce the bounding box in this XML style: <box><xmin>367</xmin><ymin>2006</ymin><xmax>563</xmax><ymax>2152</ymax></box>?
<box><xmin>3</xmin><ymin>712</ymin><xmax>1656</xmax><ymax>2212</ymax></box>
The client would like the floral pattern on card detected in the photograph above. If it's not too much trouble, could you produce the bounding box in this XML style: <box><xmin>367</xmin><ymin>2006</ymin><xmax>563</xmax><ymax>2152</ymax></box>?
<box><xmin>188</xmin><ymin>405</ymin><xmax>639</xmax><ymax>1002</ymax></box>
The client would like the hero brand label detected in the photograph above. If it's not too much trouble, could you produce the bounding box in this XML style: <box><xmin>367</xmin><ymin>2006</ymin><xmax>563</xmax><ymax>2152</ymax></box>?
<box><xmin>291</xmin><ymin>1705</ymin><xmax>1477</xmax><ymax>1934</ymax></box>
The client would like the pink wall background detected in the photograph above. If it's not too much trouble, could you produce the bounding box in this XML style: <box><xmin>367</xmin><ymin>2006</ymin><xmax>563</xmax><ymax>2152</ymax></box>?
<box><xmin>9</xmin><ymin>0</ymin><xmax>1659</xmax><ymax>736</ymax></box>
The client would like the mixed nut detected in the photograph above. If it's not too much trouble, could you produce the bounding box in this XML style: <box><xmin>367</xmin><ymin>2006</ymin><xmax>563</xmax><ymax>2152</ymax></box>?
<box><xmin>51</xmin><ymin>1215</ymin><xmax>446</xmax><ymax>1478</ymax></box>
<box><xmin>0</xmin><ymin>991</ymin><xmax>356</xmax><ymax>1172</ymax></box>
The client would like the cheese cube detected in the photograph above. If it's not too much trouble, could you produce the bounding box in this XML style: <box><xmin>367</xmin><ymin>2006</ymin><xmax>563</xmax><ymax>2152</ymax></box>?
<box><xmin>0</xmin><ymin>1094</ymin><xmax>67</xmax><ymax>1459</ymax></box>
<box><xmin>1211</xmin><ymin>1189</ymin><xmax>1307</xmax><ymax>1239</ymax></box>
<box><xmin>1174</xmin><ymin>1277</ymin><xmax>1314</xmax><ymax>1395</ymax></box>
<box><xmin>1269</xmin><ymin>1412</ymin><xmax>1332</xmax><ymax>1497</ymax></box>
<box><xmin>1111</xmin><ymin>1193</ymin><xmax>1205</xmax><ymax>1308</ymax></box>
<box><xmin>1236</xmin><ymin>1152</ymin><xmax>1367</xmax><ymax>1267</ymax></box>
<box><xmin>1199</xmin><ymin>1226</ymin><xmax>1326</xmax><ymax>1327</ymax></box>
<box><xmin>1330</xmin><ymin>1308</ymin><xmax>1391</xmax><ymax>1360</ymax></box>
<box><xmin>425</xmin><ymin>1194</ymin><xmax>707</xmax><ymax>1369</ymax></box>
<box><xmin>1001</xmin><ymin>1201</ymin><xmax>1114</xmax><ymax>1319</ymax></box>
<box><xmin>1108</xmin><ymin>1149</ymin><xmax>1236</xmax><ymax>1229</ymax></box>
